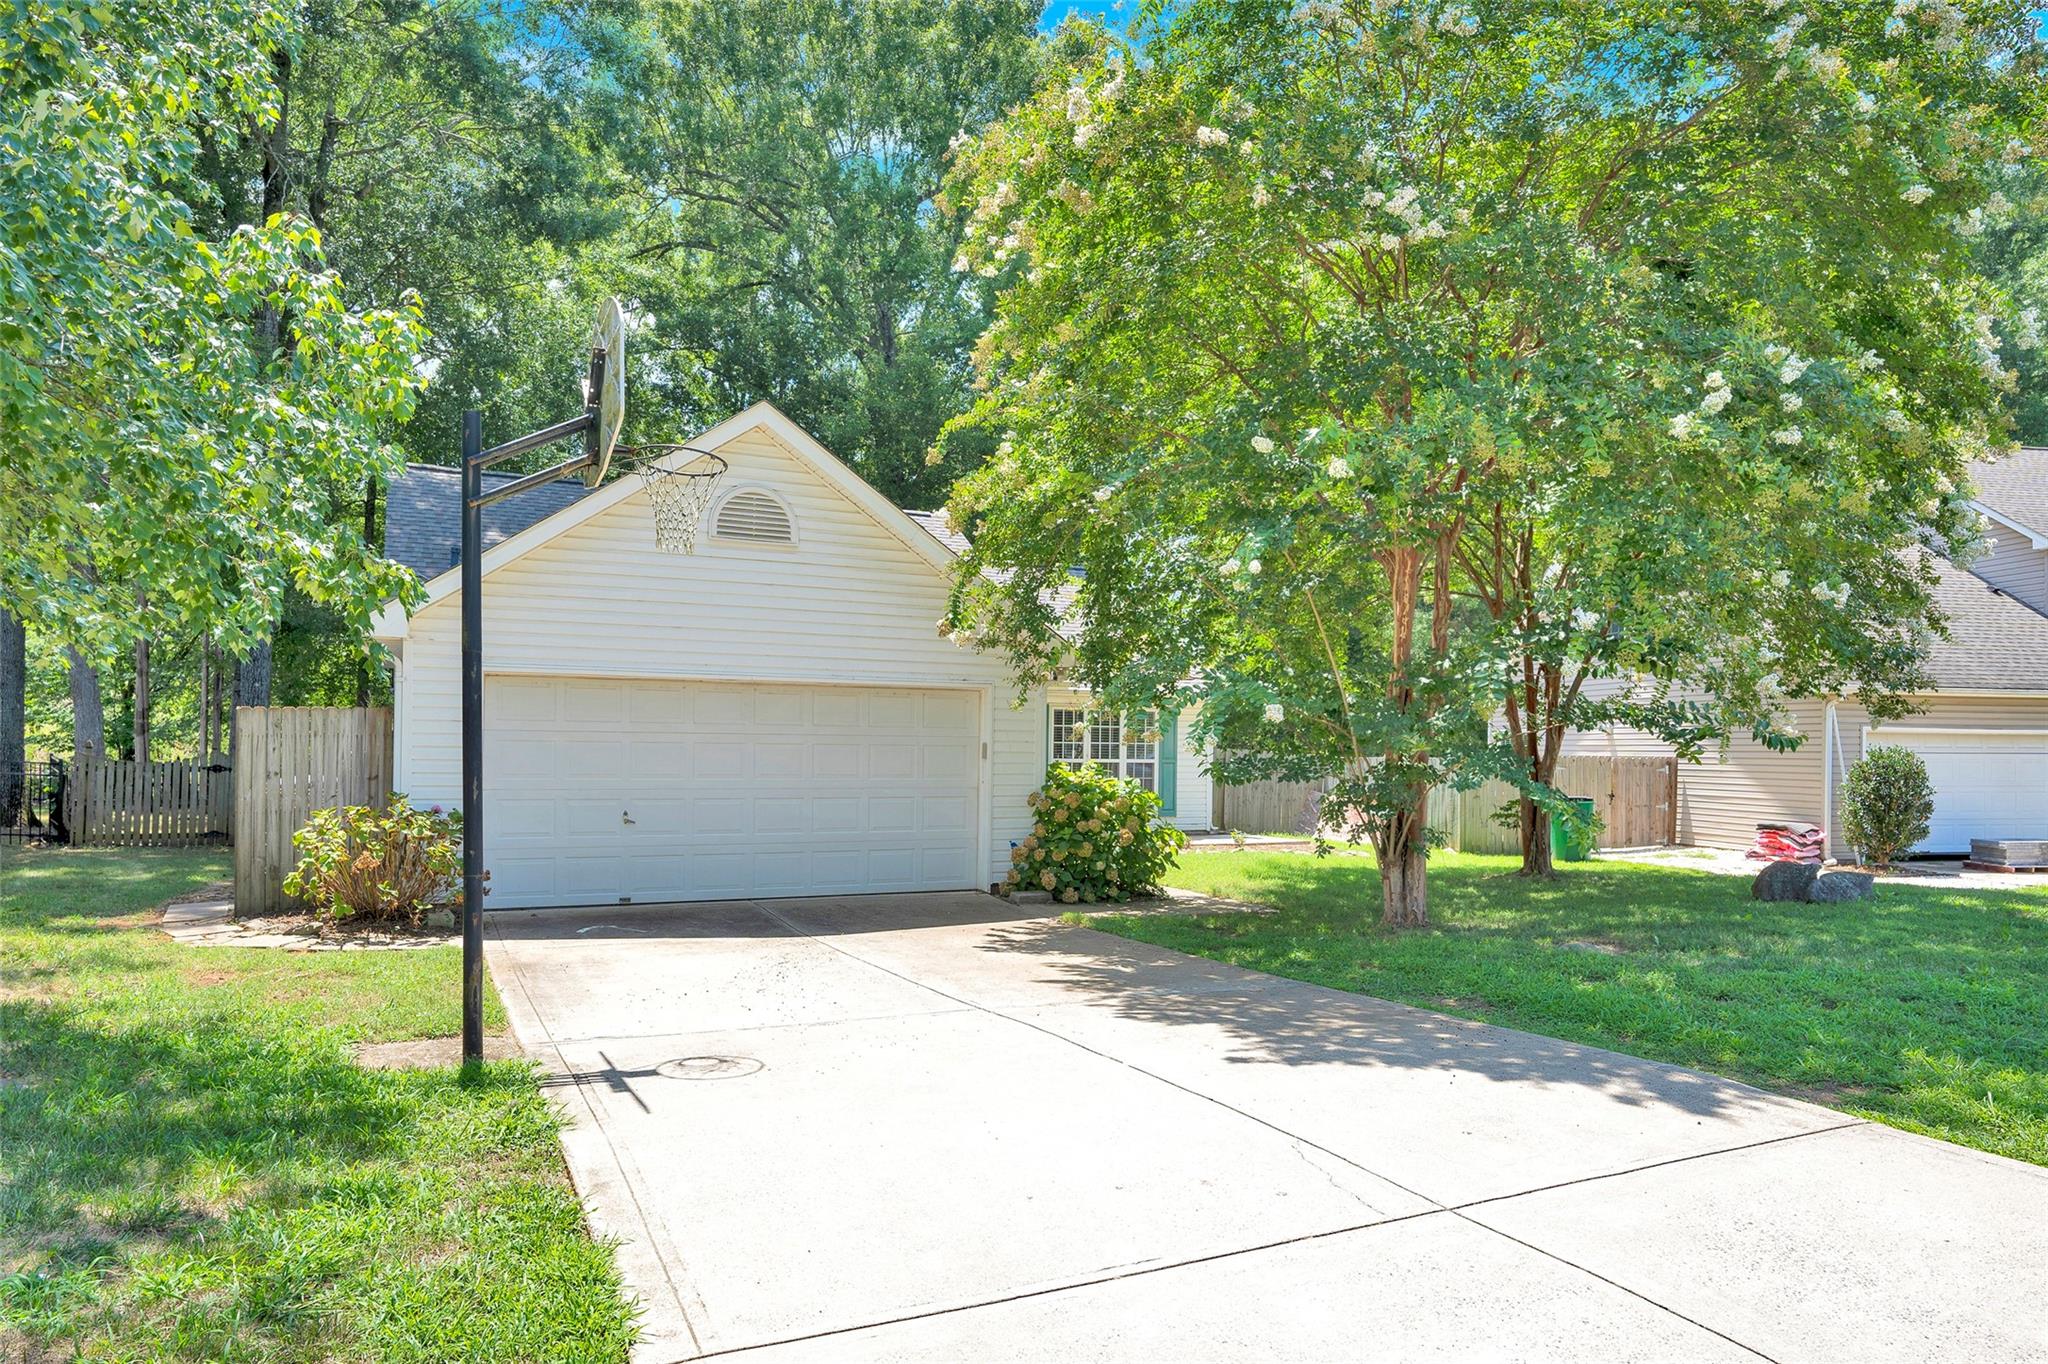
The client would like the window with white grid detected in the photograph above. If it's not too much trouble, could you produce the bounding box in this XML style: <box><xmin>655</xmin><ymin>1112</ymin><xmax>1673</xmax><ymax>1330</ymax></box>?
<box><xmin>1049</xmin><ymin>707</ymin><xmax>1159</xmax><ymax>793</ymax></box>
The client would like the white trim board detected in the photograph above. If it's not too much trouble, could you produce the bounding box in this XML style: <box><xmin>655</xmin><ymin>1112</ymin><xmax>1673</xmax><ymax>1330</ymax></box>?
<box><xmin>1969</xmin><ymin>500</ymin><xmax>2048</xmax><ymax>549</ymax></box>
<box><xmin>1865</xmin><ymin>725</ymin><xmax>2048</xmax><ymax>737</ymax></box>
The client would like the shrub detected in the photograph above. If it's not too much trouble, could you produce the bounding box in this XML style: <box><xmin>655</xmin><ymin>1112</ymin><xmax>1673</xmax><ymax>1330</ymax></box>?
<box><xmin>1004</xmin><ymin>763</ymin><xmax>1186</xmax><ymax>904</ymax></box>
<box><xmin>1839</xmin><ymin>745</ymin><xmax>1934</xmax><ymax>871</ymax></box>
<box><xmin>282</xmin><ymin>795</ymin><xmax>465</xmax><ymax>926</ymax></box>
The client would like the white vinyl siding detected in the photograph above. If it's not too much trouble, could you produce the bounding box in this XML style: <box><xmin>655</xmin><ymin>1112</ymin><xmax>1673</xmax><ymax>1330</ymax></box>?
<box><xmin>392</xmin><ymin>424</ymin><xmax>1042</xmax><ymax>888</ymax></box>
<box><xmin>1560</xmin><ymin>680</ymin><xmax>1824</xmax><ymax>852</ymax></box>
<box><xmin>1964</xmin><ymin>536</ymin><xmax>2048</xmax><ymax>617</ymax></box>
<box><xmin>1563</xmin><ymin>683</ymin><xmax>2048</xmax><ymax>858</ymax></box>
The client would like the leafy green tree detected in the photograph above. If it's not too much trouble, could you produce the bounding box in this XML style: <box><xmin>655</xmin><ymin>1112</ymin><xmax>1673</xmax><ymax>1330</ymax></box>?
<box><xmin>941</xmin><ymin>3</ymin><xmax>2040</xmax><ymax>924</ymax></box>
<box><xmin>1974</xmin><ymin>162</ymin><xmax>2048</xmax><ymax>445</ymax></box>
<box><xmin>591</xmin><ymin>0</ymin><xmax>1043</xmax><ymax>505</ymax></box>
<box><xmin>1</xmin><ymin>0</ymin><xmax>427</xmax><ymax>663</ymax></box>
<box><xmin>184</xmin><ymin>0</ymin><xmax>616</xmax><ymax>466</ymax></box>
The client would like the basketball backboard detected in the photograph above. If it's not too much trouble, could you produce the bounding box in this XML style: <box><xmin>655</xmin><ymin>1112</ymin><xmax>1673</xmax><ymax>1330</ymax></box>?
<box><xmin>586</xmin><ymin>297</ymin><xmax>626</xmax><ymax>487</ymax></box>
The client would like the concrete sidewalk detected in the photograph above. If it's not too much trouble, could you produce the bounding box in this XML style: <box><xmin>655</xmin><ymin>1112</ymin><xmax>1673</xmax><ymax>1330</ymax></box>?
<box><xmin>485</xmin><ymin>892</ymin><xmax>2047</xmax><ymax>1364</ymax></box>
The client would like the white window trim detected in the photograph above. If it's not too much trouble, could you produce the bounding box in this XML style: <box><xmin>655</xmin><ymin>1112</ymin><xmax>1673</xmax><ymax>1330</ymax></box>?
<box><xmin>1049</xmin><ymin>706</ymin><xmax>1161</xmax><ymax>794</ymax></box>
<box><xmin>706</xmin><ymin>484</ymin><xmax>799</xmax><ymax>548</ymax></box>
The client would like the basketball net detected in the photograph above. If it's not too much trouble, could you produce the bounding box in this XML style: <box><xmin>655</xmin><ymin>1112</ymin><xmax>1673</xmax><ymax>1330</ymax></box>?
<box><xmin>619</xmin><ymin>446</ymin><xmax>727</xmax><ymax>554</ymax></box>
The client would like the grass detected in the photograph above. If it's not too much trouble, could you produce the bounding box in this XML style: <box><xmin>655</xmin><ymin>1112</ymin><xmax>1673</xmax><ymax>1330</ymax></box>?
<box><xmin>1085</xmin><ymin>849</ymin><xmax>2048</xmax><ymax>1167</ymax></box>
<box><xmin>0</xmin><ymin>846</ymin><xmax>636</xmax><ymax>1362</ymax></box>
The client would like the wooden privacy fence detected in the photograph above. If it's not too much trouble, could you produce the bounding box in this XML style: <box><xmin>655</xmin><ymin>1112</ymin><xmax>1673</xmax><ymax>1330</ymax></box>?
<box><xmin>1215</xmin><ymin>755</ymin><xmax>1678</xmax><ymax>854</ymax></box>
<box><xmin>1211</xmin><ymin>776</ymin><xmax>1333</xmax><ymax>836</ymax></box>
<box><xmin>67</xmin><ymin>757</ymin><xmax>233</xmax><ymax>847</ymax></box>
<box><xmin>1426</xmin><ymin>755</ymin><xmax>1679</xmax><ymax>854</ymax></box>
<box><xmin>234</xmin><ymin>707</ymin><xmax>393</xmax><ymax>916</ymax></box>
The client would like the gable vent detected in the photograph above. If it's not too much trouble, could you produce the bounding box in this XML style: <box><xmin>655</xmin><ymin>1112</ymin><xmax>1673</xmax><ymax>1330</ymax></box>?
<box><xmin>712</xmin><ymin>489</ymin><xmax>795</xmax><ymax>544</ymax></box>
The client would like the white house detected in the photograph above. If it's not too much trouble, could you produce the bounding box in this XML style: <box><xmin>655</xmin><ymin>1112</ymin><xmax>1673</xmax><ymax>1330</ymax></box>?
<box><xmin>371</xmin><ymin>402</ymin><xmax>1212</xmax><ymax>910</ymax></box>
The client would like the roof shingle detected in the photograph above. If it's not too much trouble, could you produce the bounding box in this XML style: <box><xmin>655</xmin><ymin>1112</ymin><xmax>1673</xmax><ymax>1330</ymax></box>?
<box><xmin>383</xmin><ymin>463</ymin><xmax>593</xmax><ymax>580</ymax></box>
<box><xmin>1969</xmin><ymin>446</ymin><xmax>2048</xmax><ymax>540</ymax></box>
<box><xmin>1925</xmin><ymin>552</ymin><xmax>2048</xmax><ymax>693</ymax></box>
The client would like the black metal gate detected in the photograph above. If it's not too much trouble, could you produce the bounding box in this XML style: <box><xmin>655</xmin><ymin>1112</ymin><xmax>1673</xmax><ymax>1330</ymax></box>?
<box><xmin>1</xmin><ymin>760</ymin><xmax>69</xmax><ymax>842</ymax></box>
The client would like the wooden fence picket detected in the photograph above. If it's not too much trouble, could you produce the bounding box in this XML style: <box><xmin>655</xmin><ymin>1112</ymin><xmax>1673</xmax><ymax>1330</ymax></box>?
<box><xmin>1213</xmin><ymin>754</ymin><xmax>1681</xmax><ymax>855</ymax></box>
<box><xmin>65</xmin><ymin>754</ymin><xmax>235</xmax><ymax>849</ymax></box>
<box><xmin>229</xmin><ymin>707</ymin><xmax>395</xmax><ymax>917</ymax></box>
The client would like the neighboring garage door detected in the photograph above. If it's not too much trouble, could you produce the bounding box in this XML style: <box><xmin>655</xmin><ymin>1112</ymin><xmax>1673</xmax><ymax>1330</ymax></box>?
<box><xmin>1873</xmin><ymin>730</ymin><xmax>2048</xmax><ymax>855</ymax></box>
<box><xmin>483</xmin><ymin>676</ymin><xmax>982</xmax><ymax>908</ymax></box>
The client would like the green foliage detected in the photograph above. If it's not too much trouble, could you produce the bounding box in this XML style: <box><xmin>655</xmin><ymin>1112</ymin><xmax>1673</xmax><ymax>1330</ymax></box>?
<box><xmin>940</xmin><ymin>1</ymin><xmax>2043</xmax><ymax>912</ymax></box>
<box><xmin>593</xmin><ymin>0</ymin><xmax>1042</xmax><ymax>505</ymax></box>
<box><xmin>181</xmin><ymin>0</ymin><xmax>615</xmax><ymax>468</ymax></box>
<box><xmin>1006</xmin><ymin>763</ymin><xmax>1185</xmax><ymax>903</ymax></box>
<box><xmin>1973</xmin><ymin>162</ymin><xmax>2048</xmax><ymax>445</ymax></box>
<box><xmin>1100</xmin><ymin>849</ymin><xmax>2048</xmax><ymax>1167</ymax></box>
<box><xmin>282</xmin><ymin>796</ymin><xmax>464</xmax><ymax>925</ymax></box>
<box><xmin>1</xmin><ymin>0</ymin><xmax>429</xmax><ymax>657</ymax></box>
<box><xmin>1840</xmin><ymin>745</ymin><xmax>1937</xmax><ymax>870</ymax></box>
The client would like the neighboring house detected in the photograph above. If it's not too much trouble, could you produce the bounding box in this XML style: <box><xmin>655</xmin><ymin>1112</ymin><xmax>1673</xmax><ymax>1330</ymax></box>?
<box><xmin>370</xmin><ymin>403</ymin><xmax>1212</xmax><ymax>910</ymax></box>
<box><xmin>1562</xmin><ymin>446</ymin><xmax>2048</xmax><ymax>860</ymax></box>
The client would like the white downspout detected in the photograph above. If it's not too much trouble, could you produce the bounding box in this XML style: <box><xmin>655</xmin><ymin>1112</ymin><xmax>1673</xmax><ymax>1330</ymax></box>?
<box><xmin>1821</xmin><ymin>698</ymin><xmax>1839</xmax><ymax>865</ymax></box>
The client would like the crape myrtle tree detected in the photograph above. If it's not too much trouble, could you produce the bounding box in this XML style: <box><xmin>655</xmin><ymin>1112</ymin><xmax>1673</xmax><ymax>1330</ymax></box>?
<box><xmin>1464</xmin><ymin>2</ymin><xmax>2043</xmax><ymax>874</ymax></box>
<box><xmin>938</xmin><ymin>0</ymin><xmax>2041</xmax><ymax>924</ymax></box>
<box><xmin>1</xmin><ymin>0</ymin><xmax>427</xmax><ymax>665</ymax></box>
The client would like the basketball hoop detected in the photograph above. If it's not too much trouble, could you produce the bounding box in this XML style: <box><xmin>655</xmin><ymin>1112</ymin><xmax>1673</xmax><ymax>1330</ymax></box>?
<box><xmin>617</xmin><ymin>444</ymin><xmax>727</xmax><ymax>553</ymax></box>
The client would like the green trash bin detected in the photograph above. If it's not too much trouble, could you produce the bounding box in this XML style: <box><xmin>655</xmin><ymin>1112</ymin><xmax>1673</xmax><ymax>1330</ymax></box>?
<box><xmin>1550</xmin><ymin>797</ymin><xmax>1596</xmax><ymax>862</ymax></box>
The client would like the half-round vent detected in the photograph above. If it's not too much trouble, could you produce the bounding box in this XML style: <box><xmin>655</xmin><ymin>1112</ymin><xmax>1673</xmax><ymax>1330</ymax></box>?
<box><xmin>712</xmin><ymin>489</ymin><xmax>795</xmax><ymax>544</ymax></box>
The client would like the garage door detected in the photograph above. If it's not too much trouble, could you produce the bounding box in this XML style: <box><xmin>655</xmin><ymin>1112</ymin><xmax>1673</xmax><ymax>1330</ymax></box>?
<box><xmin>1873</xmin><ymin>730</ymin><xmax>2048</xmax><ymax>855</ymax></box>
<box><xmin>483</xmin><ymin>677</ymin><xmax>982</xmax><ymax>908</ymax></box>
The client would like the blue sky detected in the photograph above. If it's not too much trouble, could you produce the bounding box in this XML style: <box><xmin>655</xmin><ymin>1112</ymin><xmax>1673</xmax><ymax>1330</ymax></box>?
<box><xmin>1039</xmin><ymin>0</ymin><xmax>1134</xmax><ymax>32</ymax></box>
<box><xmin>1039</xmin><ymin>4</ymin><xmax>2048</xmax><ymax>38</ymax></box>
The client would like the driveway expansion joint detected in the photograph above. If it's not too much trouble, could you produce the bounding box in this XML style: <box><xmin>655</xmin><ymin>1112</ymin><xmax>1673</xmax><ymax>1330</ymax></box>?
<box><xmin>746</xmin><ymin>904</ymin><xmax>1793</xmax><ymax>1361</ymax></box>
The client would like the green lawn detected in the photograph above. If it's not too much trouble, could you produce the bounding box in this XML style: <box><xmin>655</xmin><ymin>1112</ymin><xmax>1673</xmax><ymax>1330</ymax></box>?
<box><xmin>1086</xmin><ymin>850</ymin><xmax>2048</xmax><ymax>1167</ymax></box>
<box><xmin>0</xmin><ymin>847</ymin><xmax>636</xmax><ymax>1362</ymax></box>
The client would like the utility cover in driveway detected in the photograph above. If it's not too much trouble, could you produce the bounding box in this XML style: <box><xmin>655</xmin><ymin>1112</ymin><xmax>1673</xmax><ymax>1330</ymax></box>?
<box><xmin>482</xmin><ymin>676</ymin><xmax>981</xmax><ymax>907</ymax></box>
<box><xmin>487</xmin><ymin>892</ymin><xmax>2048</xmax><ymax>1364</ymax></box>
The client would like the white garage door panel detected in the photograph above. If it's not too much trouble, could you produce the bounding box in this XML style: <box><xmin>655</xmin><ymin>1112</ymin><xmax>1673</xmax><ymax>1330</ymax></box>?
<box><xmin>483</xmin><ymin>677</ymin><xmax>982</xmax><ymax>908</ymax></box>
<box><xmin>1874</xmin><ymin>731</ymin><xmax>2048</xmax><ymax>855</ymax></box>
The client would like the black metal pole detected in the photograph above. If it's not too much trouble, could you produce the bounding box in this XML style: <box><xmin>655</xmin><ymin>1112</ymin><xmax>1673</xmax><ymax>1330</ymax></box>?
<box><xmin>460</xmin><ymin>409</ymin><xmax>485</xmax><ymax>1065</ymax></box>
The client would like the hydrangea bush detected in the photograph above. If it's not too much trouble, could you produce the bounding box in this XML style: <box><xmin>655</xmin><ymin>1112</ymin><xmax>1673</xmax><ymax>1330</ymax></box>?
<box><xmin>282</xmin><ymin>795</ymin><xmax>465</xmax><ymax>926</ymax></box>
<box><xmin>1005</xmin><ymin>763</ymin><xmax>1186</xmax><ymax>903</ymax></box>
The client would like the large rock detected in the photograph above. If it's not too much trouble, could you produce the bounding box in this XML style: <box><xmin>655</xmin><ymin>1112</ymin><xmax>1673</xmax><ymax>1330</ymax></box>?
<box><xmin>1807</xmin><ymin>870</ymin><xmax>1876</xmax><ymax>903</ymax></box>
<box><xmin>1751</xmin><ymin>859</ymin><xmax>1819</xmax><ymax>901</ymax></box>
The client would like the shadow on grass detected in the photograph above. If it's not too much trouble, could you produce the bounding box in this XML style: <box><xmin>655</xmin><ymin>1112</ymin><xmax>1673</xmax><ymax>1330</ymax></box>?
<box><xmin>1059</xmin><ymin>852</ymin><xmax>2048</xmax><ymax>1162</ymax></box>
<box><xmin>970</xmin><ymin>914</ymin><xmax>1784</xmax><ymax>1122</ymax></box>
<box><xmin>1</xmin><ymin>997</ymin><xmax>531</xmax><ymax>1260</ymax></box>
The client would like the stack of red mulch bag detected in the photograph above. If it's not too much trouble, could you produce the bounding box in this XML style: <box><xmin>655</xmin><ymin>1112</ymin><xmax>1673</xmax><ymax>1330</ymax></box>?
<box><xmin>1747</xmin><ymin>821</ymin><xmax>1824</xmax><ymax>865</ymax></box>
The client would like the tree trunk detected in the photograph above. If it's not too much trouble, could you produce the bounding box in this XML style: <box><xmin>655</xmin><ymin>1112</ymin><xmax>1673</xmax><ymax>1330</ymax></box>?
<box><xmin>0</xmin><ymin>610</ymin><xmax>24</xmax><ymax>825</ymax></box>
<box><xmin>1379</xmin><ymin>831</ymin><xmax>1429</xmax><ymax>927</ymax></box>
<box><xmin>132</xmin><ymin>633</ymin><xmax>150</xmax><ymax>764</ymax></box>
<box><xmin>1377</xmin><ymin>793</ymin><xmax>1430</xmax><ymax>927</ymax></box>
<box><xmin>252</xmin><ymin>47</ymin><xmax>293</xmax><ymax>362</ymax></box>
<box><xmin>67</xmin><ymin>646</ymin><xmax>103</xmax><ymax>760</ymax></box>
<box><xmin>1519</xmin><ymin>795</ymin><xmax>1555</xmax><ymax>877</ymax></box>
<box><xmin>230</xmin><ymin>641</ymin><xmax>273</xmax><ymax>766</ymax></box>
<box><xmin>199</xmin><ymin>637</ymin><xmax>215</xmax><ymax>763</ymax></box>
<box><xmin>357</xmin><ymin>476</ymin><xmax>378</xmax><ymax>707</ymax></box>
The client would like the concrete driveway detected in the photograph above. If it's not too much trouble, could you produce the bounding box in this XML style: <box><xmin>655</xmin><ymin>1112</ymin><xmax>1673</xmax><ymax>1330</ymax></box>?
<box><xmin>486</xmin><ymin>892</ymin><xmax>2047</xmax><ymax>1364</ymax></box>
